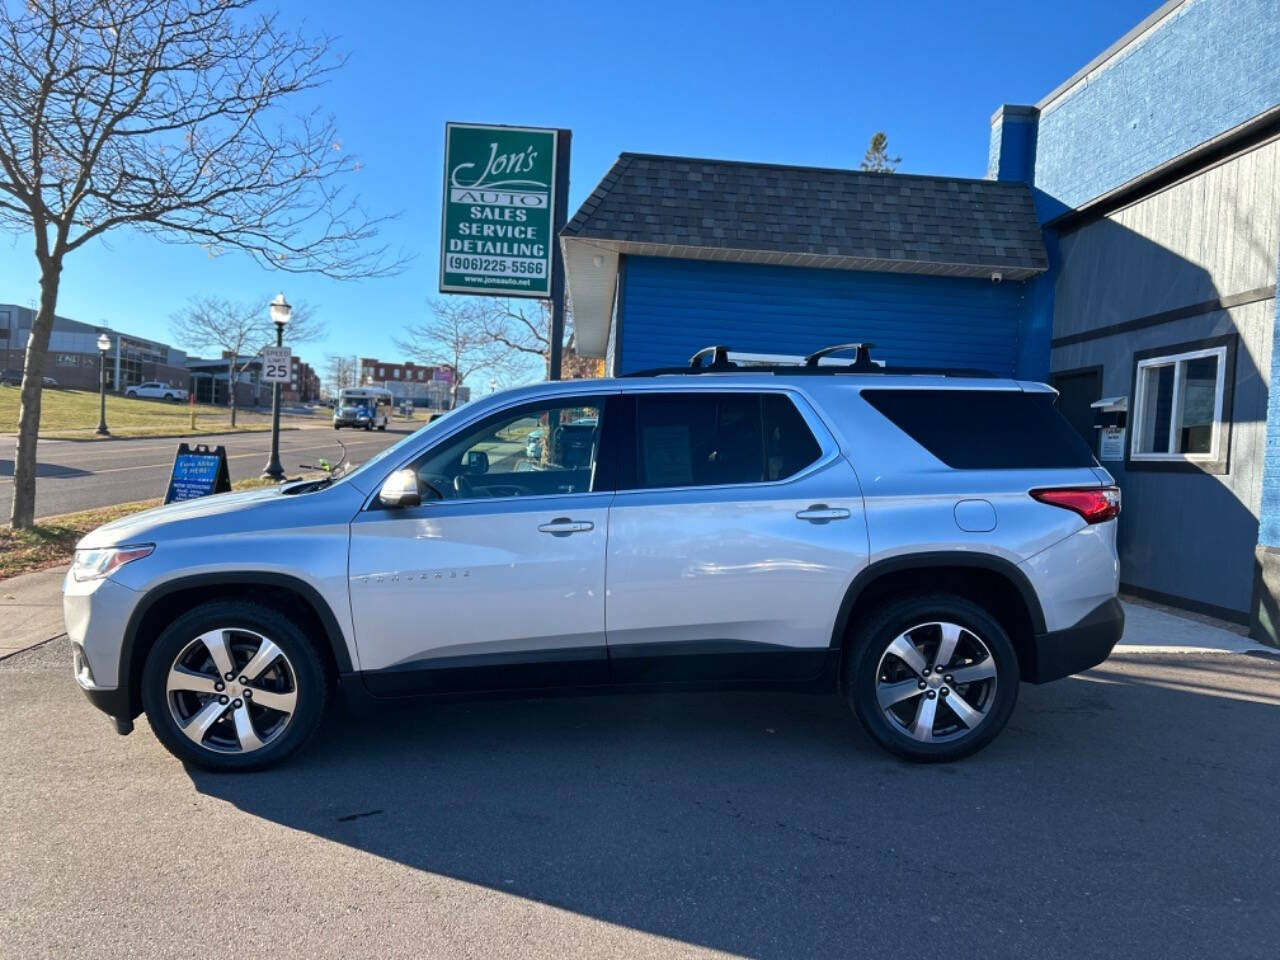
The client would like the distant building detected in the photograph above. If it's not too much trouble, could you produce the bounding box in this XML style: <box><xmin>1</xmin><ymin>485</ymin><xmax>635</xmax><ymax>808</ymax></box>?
<box><xmin>185</xmin><ymin>354</ymin><xmax>266</xmax><ymax>408</ymax></box>
<box><xmin>284</xmin><ymin>355</ymin><xmax>320</xmax><ymax>404</ymax></box>
<box><xmin>186</xmin><ymin>350</ymin><xmax>320</xmax><ymax>407</ymax></box>
<box><xmin>358</xmin><ymin>357</ymin><xmax>465</xmax><ymax>408</ymax></box>
<box><xmin>0</xmin><ymin>303</ymin><xmax>188</xmax><ymax>391</ymax></box>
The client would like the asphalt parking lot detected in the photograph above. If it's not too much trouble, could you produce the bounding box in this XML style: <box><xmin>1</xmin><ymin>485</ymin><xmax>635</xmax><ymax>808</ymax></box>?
<box><xmin>2</xmin><ymin>639</ymin><xmax>1278</xmax><ymax>959</ymax></box>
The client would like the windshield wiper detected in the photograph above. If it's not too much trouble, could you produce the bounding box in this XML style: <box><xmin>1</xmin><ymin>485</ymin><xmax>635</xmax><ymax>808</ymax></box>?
<box><xmin>298</xmin><ymin>436</ymin><xmax>349</xmax><ymax>483</ymax></box>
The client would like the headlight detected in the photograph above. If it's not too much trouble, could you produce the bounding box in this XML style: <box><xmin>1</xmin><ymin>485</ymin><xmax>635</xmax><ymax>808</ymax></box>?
<box><xmin>72</xmin><ymin>544</ymin><xmax>154</xmax><ymax>582</ymax></box>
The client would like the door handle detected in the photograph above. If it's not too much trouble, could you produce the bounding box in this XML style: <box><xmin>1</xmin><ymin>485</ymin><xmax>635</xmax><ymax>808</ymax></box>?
<box><xmin>537</xmin><ymin>517</ymin><xmax>594</xmax><ymax>536</ymax></box>
<box><xmin>795</xmin><ymin>504</ymin><xmax>851</xmax><ymax>524</ymax></box>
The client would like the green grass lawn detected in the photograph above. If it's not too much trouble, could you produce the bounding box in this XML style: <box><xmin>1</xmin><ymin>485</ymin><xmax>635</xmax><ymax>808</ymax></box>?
<box><xmin>1</xmin><ymin>386</ymin><xmax>278</xmax><ymax>439</ymax></box>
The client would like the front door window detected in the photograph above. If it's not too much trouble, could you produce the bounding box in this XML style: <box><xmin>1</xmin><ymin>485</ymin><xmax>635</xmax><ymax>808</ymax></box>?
<box><xmin>409</xmin><ymin>399</ymin><xmax>604</xmax><ymax>500</ymax></box>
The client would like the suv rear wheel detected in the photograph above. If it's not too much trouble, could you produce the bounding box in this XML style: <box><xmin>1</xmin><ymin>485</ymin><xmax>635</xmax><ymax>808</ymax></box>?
<box><xmin>141</xmin><ymin>600</ymin><xmax>327</xmax><ymax>771</ymax></box>
<box><xmin>846</xmin><ymin>593</ymin><xmax>1018</xmax><ymax>762</ymax></box>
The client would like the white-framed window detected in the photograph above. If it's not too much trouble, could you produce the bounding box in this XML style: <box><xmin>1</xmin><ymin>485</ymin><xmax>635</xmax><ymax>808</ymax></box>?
<box><xmin>1131</xmin><ymin>345</ymin><xmax>1227</xmax><ymax>462</ymax></box>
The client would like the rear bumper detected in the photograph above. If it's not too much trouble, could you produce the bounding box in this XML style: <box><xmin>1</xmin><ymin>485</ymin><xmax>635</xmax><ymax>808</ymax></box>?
<box><xmin>1025</xmin><ymin>597</ymin><xmax>1124</xmax><ymax>683</ymax></box>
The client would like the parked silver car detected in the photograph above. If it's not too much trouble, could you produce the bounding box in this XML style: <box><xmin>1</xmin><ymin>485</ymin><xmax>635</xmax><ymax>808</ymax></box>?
<box><xmin>65</xmin><ymin>344</ymin><xmax>1122</xmax><ymax>770</ymax></box>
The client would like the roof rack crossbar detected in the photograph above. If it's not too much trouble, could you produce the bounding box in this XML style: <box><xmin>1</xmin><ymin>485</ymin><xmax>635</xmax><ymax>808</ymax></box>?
<box><xmin>688</xmin><ymin>345</ymin><xmax>735</xmax><ymax>369</ymax></box>
<box><xmin>804</xmin><ymin>342</ymin><xmax>876</xmax><ymax>367</ymax></box>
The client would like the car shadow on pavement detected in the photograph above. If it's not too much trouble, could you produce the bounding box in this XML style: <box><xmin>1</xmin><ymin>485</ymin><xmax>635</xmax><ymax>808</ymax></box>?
<box><xmin>189</xmin><ymin>658</ymin><xmax>1280</xmax><ymax>960</ymax></box>
<box><xmin>0</xmin><ymin>458</ymin><xmax>91</xmax><ymax>479</ymax></box>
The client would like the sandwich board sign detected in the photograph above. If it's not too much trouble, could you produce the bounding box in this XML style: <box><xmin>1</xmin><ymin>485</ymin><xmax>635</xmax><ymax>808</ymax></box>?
<box><xmin>439</xmin><ymin>123</ymin><xmax>557</xmax><ymax>298</ymax></box>
<box><xmin>164</xmin><ymin>443</ymin><xmax>231</xmax><ymax>504</ymax></box>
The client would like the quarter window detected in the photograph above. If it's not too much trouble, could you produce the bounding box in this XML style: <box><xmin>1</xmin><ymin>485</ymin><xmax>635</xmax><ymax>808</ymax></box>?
<box><xmin>630</xmin><ymin>392</ymin><xmax>821</xmax><ymax>490</ymax></box>
<box><xmin>1132</xmin><ymin>345</ymin><xmax>1228</xmax><ymax>461</ymax></box>
<box><xmin>862</xmin><ymin>389</ymin><xmax>1096</xmax><ymax>469</ymax></box>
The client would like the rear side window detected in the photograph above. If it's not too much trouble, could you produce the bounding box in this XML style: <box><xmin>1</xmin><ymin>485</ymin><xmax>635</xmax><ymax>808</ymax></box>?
<box><xmin>862</xmin><ymin>389</ymin><xmax>1097</xmax><ymax>469</ymax></box>
<box><xmin>764</xmin><ymin>394</ymin><xmax>823</xmax><ymax>481</ymax></box>
<box><xmin>627</xmin><ymin>392</ymin><xmax>822</xmax><ymax>489</ymax></box>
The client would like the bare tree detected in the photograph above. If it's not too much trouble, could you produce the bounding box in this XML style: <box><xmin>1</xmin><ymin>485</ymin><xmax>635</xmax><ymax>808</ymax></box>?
<box><xmin>324</xmin><ymin>353</ymin><xmax>357</xmax><ymax>398</ymax></box>
<box><xmin>0</xmin><ymin>0</ymin><xmax>403</xmax><ymax>528</ymax></box>
<box><xmin>466</xmin><ymin>298</ymin><xmax>600</xmax><ymax>380</ymax></box>
<box><xmin>170</xmin><ymin>295</ymin><xmax>324</xmax><ymax>426</ymax></box>
<box><xmin>394</xmin><ymin>300</ymin><xmax>516</xmax><ymax>409</ymax></box>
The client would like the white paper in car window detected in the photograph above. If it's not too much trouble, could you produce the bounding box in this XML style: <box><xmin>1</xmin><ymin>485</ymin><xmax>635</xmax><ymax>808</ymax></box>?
<box><xmin>642</xmin><ymin>425</ymin><xmax>693</xmax><ymax>486</ymax></box>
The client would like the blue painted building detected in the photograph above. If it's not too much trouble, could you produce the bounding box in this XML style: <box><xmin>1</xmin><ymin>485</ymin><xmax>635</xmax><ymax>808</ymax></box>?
<box><xmin>562</xmin><ymin>0</ymin><xmax>1280</xmax><ymax>640</ymax></box>
<box><xmin>562</xmin><ymin>157</ymin><xmax>1047</xmax><ymax>377</ymax></box>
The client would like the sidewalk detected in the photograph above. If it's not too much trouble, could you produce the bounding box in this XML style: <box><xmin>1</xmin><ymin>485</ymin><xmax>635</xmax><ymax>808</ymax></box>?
<box><xmin>1113</xmin><ymin>597</ymin><xmax>1268</xmax><ymax>654</ymax></box>
<box><xmin>0</xmin><ymin>566</ymin><xmax>68</xmax><ymax>659</ymax></box>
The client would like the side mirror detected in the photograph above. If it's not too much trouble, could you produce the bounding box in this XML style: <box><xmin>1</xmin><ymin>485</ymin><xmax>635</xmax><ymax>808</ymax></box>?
<box><xmin>466</xmin><ymin>450</ymin><xmax>490</xmax><ymax>475</ymax></box>
<box><xmin>377</xmin><ymin>468</ymin><xmax>422</xmax><ymax>509</ymax></box>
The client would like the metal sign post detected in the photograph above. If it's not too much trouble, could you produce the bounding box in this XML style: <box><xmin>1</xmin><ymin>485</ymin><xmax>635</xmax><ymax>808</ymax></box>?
<box><xmin>260</xmin><ymin>335</ymin><xmax>292</xmax><ymax>481</ymax></box>
<box><xmin>547</xmin><ymin>129</ymin><xmax>571</xmax><ymax>380</ymax></box>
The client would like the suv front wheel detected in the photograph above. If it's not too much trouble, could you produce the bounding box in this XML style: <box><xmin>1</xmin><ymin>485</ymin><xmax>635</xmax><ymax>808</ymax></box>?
<box><xmin>847</xmin><ymin>594</ymin><xmax>1018</xmax><ymax>762</ymax></box>
<box><xmin>141</xmin><ymin>601</ymin><xmax>327</xmax><ymax>771</ymax></box>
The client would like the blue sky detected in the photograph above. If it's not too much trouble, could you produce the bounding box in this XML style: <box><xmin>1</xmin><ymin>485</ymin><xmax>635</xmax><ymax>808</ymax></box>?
<box><xmin>2</xmin><ymin>0</ymin><xmax>1160</xmax><ymax>381</ymax></box>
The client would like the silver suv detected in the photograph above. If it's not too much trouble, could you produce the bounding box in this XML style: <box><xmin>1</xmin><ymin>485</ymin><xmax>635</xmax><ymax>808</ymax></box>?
<box><xmin>65</xmin><ymin>345</ymin><xmax>1123</xmax><ymax>771</ymax></box>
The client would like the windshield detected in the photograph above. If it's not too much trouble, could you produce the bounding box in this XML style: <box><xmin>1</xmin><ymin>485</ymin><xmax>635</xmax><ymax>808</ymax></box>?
<box><xmin>340</xmin><ymin>391</ymin><xmax>386</xmax><ymax>405</ymax></box>
<box><xmin>336</xmin><ymin>406</ymin><xmax>466</xmax><ymax>490</ymax></box>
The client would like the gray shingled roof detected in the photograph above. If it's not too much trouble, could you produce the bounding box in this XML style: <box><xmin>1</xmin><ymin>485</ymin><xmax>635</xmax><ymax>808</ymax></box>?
<box><xmin>562</xmin><ymin>153</ymin><xmax>1048</xmax><ymax>280</ymax></box>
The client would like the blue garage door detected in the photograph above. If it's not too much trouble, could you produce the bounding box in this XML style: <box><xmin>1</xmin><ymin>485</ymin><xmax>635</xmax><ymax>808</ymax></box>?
<box><xmin>618</xmin><ymin>256</ymin><xmax>1027</xmax><ymax>376</ymax></box>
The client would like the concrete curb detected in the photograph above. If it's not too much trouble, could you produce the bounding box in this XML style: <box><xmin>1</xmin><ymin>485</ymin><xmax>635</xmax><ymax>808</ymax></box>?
<box><xmin>38</xmin><ymin>425</ymin><xmax>299</xmax><ymax>443</ymax></box>
<box><xmin>0</xmin><ymin>633</ymin><xmax>63</xmax><ymax>662</ymax></box>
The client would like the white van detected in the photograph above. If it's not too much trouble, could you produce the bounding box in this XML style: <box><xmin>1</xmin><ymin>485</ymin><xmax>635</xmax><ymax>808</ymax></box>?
<box><xmin>333</xmin><ymin>387</ymin><xmax>392</xmax><ymax>430</ymax></box>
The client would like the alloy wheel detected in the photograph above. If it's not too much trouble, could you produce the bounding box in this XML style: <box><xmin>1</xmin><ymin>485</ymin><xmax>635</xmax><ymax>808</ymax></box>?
<box><xmin>875</xmin><ymin>621</ymin><xmax>998</xmax><ymax>743</ymax></box>
<box><xmin>165</xmin><ymin>628</ymin><xmax>299</xmax><ymax>755</ymax></box>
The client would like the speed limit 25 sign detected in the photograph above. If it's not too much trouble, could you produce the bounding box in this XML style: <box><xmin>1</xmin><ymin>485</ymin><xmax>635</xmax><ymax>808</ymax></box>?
<box><xmin>261</xmin><ymin>346</ymin><xmax>292</xmax><ymax>384</ymax></box>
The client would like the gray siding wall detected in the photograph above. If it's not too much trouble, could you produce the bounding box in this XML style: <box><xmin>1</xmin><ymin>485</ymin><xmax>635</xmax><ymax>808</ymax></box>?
<box><xmin>1050</xmin><ymin>138</ymin><xmax>1280</xmax><ymax>616</ymax></box>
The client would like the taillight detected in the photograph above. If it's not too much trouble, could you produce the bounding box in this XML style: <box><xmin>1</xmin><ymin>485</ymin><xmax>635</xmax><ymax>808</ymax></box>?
<box><xmin>1030</xmin><ymin>486</ymin><xmax>1121</xmax><ymax>524</ymax></box>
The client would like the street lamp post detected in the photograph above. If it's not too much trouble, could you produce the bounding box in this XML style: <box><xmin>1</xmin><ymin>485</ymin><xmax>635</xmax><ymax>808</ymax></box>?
<box><xmin>95</xmin><ymin>333</ymin><xmax>112</xmax><ymax>436</ymax></box>
<box><xmin>261</xmin><ymin>293</ymin><xmax>291</xmax><ymax>480</ymax></box>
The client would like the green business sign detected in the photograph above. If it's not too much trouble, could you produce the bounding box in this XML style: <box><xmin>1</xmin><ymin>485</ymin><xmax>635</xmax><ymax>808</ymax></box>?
<box><xmin>439</xmin><ymin>122</ymin><xmax>557</xmax><ymax>298</ymax></box>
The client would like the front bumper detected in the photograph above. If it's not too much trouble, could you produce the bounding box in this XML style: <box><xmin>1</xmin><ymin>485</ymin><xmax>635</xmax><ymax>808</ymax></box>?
<box><xmin>78</xmin><ymin>683</ymin><xmax>135</xmax><ymax>734</ymax></box>
<box><xmin>1024</xmin><ymin>597</ymin><xmax>1124</xmax><ymax>683</ymax></box>
<box><xmin>64</xmin><ymin>570</ymin><xmax>139</xmax><ymax>731</ymax></box>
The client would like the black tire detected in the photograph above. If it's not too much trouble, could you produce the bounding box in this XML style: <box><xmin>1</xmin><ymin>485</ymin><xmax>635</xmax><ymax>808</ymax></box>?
<box><xmin>377</xmin><ymin>423</ymin><xmax>386</xmax><ymax>431</ymax></box>
<box><xmin>141</xmin><ymin>600</ymin><xmax>328</xmax><ymax>772</ymax></box>
<box><xmin>126</xmin><ymin>390</ymin><xmax>137</xmax><ymax>398</ymax></box>
<box><xmin>333</xmin><ymin>424</ymin><xmax>340</xmax><ymax>430</ymax></box>
<box><xmin>846</xmin><ymin>593</ymin><xmax>1018</xmax><ymax>763</ymax></box>
<box><xmin>164</xmin><ymin>393</ymin><xmax>174</xmax><ymax>401</ymax></box>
